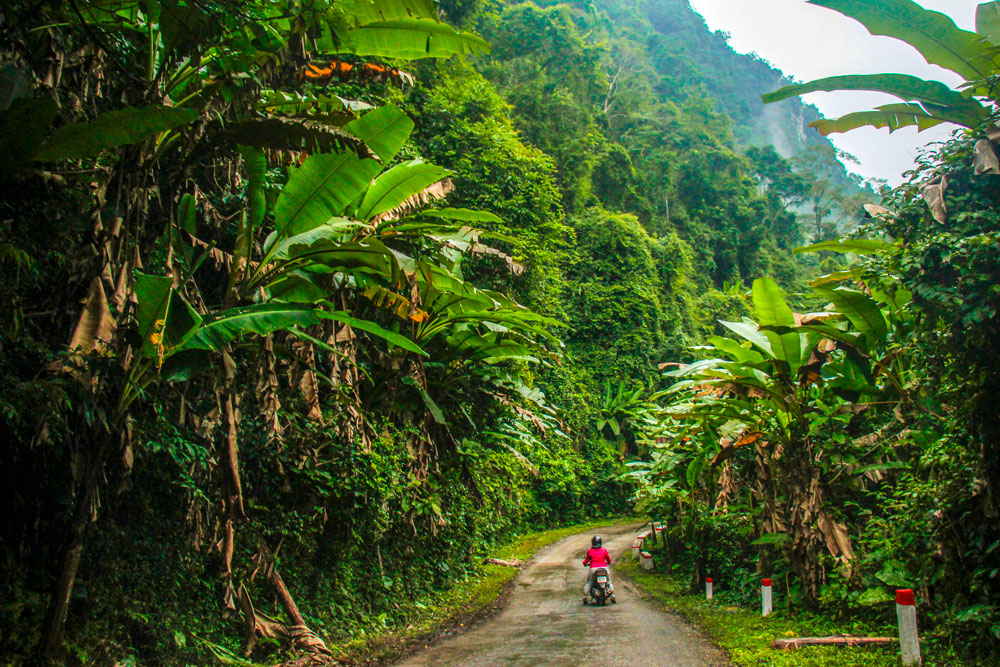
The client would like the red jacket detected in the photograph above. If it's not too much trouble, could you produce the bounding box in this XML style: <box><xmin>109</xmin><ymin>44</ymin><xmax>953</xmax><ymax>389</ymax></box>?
<box><xmin>583</xmin><ymin>546</ymin><xmax>611</xmax><ymax>568</ymax></box>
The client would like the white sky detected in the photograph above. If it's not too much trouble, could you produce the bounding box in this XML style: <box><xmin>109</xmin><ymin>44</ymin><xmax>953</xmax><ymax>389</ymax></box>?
<box><xmin>687</xmin><ymin>0</ymin><xmax>981</xmax><ymax>185</ymax></box>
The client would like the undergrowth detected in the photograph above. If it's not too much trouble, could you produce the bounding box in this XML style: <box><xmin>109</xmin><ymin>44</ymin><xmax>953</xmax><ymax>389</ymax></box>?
<box><xmin>617</xmin><ymin>559</ymin><xmax>981</xmax><ymax>667</ymax></box>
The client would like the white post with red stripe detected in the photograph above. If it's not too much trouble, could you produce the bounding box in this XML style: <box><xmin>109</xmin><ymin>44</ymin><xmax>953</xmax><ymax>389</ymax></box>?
<box><xmin>631</xmin><ymin>538</ymin><xmax>642</xmax><ymax>560</ymax></box>
<box><xmin>896</xmin><ymin>589</ymin><xmax>922</xmax><ymax>665</ymax></box>
<box><xmin>705</xmin><ymin>577</ymin><xmax>713</xmax><ymax>600</ymax></box>
<box><xmin>761</xmin><ymin>578</ymin><xmax>773</xmax><ymax>617</ymax></box>
<box><xmin>640</xmin><ymin>551</ymin><xmax>654</xmax><ymax>570</ymax></box>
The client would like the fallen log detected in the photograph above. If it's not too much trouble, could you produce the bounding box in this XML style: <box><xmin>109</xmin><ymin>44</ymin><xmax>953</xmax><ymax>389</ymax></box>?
<box><xmin>484</xmin><ymin>558</ymin><xmax>522</xmax><ymax>568</ymax></box>
<box><xmin>771</xmin><ymin>636</ymin><xmax>896</xmax><ymax>650</ymax></box>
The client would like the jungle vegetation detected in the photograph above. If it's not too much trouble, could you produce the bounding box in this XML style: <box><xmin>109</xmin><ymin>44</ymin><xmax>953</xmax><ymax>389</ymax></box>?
<box><xmin>625</xmin><ymin>1</ymin><xmax>1000</xmax><ymax>663</ymax></box>
<box><xmin>0</xmin><ymin>0</ymin><xmax>994</xmax><ymax>665</ymax></box>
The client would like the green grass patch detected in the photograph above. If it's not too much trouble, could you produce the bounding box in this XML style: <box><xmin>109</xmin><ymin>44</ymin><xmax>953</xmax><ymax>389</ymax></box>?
<box><xmin>324</xmin><ymin>518</ymin><xmax>636</xmax><ymax>664</ymax></box>
<box><xmin>617</xmin><ymin>560</ymin><xmax>979</xmax><ymax>667</ymax></box>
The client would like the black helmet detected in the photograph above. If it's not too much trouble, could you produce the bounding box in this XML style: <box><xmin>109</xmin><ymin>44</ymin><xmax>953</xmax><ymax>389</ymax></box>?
<box><xmin>591</xmin><ymin>535</ymin><xmax>602</xmax><ymax>548</ymax></box>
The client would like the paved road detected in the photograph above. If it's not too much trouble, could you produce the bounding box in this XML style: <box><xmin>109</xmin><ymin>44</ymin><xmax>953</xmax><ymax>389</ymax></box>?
<box><xmin>396</xmin><ymin>524</ymin><xmax>727</xmax><ymax>666</ymax></box>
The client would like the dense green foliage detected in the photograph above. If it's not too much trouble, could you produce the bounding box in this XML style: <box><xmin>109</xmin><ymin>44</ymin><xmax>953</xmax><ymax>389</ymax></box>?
<box><xmin>0</xmin><ymin>0</ymin><xmax>899</xmax><ymax>665</ymax></box>
<box><xmin>624</xmin><ymin>3</ymin><xmax>1000</xmax><ymax>664</ymax></box>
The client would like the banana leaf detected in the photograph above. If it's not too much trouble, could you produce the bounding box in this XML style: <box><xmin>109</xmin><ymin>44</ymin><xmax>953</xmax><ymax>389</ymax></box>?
<box><xmin>343</xmin><ymin>103</ymin><xmax>414</xmax><ymax>163</ymax></box>
<box><xmin>809</xmin><ymin>0</ymin><xmax>994</xmax><ymax>81</ymax></box>
<box><xmin>274</xmin><ymin>152</ymin><xmax>381</xmax><ymax>238</ymax></box>
<box><xmin>33</xmin><ymin>105</ymin><xmax>198</xmax><ymax>161</ymax></box>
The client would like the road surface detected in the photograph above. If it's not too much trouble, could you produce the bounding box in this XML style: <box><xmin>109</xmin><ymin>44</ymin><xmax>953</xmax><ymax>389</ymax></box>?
<box><xmin>395</xmin><ymin>523</ymin><xmax>727</xmax><ymax>666</ymax></box>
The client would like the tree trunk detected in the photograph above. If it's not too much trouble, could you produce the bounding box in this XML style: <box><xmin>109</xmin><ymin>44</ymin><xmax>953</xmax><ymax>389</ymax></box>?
<box><xmin>980</xmin><ymin>369</ymin><xmax>1000</xmax><ymax>519</ymax></box>
<box><xmin>270</xmin><ymin>566</ymin><xmax>307</xmax><ymax>627</ymax></box>
<box><xmin>771</xmin><ymin>636</ymin><xmax>895</xmax><ymax>650</ymax></box>
<box><xmin>783</xmin><ymin>438</ymin><xmax>827</xmax><ymax>606</ymax></box>
<box><xmin>40</xmin><ymin>451</ymin><xmax>100</xmax><ymax>660</ymax></box>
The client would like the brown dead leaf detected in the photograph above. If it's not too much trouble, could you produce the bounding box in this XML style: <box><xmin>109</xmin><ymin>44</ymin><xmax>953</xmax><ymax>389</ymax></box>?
<box><xmin>714</xmin><ymin>459</ymin><xmax>738</xmax><ymax>512</ymax></box>
<box><xmin>293</xmin><ymin>339</ymin><xmax>322</xmax><ymax>423</ymax></box>
<box><xmin>67</xmin><ymin>277</ymin><xmax>115</xmax><ymax>354</ymax></box>
<box><xmin>817</xmin><ymin>338</ymin><xmax>837</xmax><ymax>353</ymax></box>
<box><xmin>817</xmin><ymin>512</ymin><xmax>854</xmax><ymax>576</ymax></box>
<box><xmin>863</xmin><ymin>203</ymin><xmax>893</xmax><ymax>220</ymax></box>
<box><xmin>794</xmin><ymin>311</ymin><xmax>834</xmax><ymax>326</ymax></box>
<box><xmin>362</xmin><ymin>285</ymin><xmax>429</xmax><ymax>322</ymax></box>
<box><xmin>335</xmin><ymin>325</ymin><xmax>356</xmax><ymax>343</ymax></box>
<box><xmin>370</xmin><ymin>179</ymin><xmax>455</xmax><ymax>223</ymax></box>
<box><xmin>470</xmin><ymin>242</ymin><xmax>526</xmax><ymax>275</ymax></box>
<box><xmin>920</xmin><ymin>175</ymin><xmax>948</xmax><ymax>223</ymax></box>
<box><xmin>711</xmin><ymin>431</ymin><xmax>763</xmax><ymax>466</ymax></box>
<box><xmin>974</xmin><ymin>138</ymin><xmax>1000</xmax><ymax>175</ymax></box>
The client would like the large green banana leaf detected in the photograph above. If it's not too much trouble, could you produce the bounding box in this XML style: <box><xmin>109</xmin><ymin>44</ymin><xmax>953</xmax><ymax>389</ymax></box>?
<box><xmin>444</xmin><ymin>331</ymin><xmax>541</xmax><ymax>364</ymax></box>
<box><xmin>753</xmin><ymin>277</ymin><xmax>805</xmax><ymax>373</ymax></box>
<box><xmin>809</xmin><ymin>0</ymin><xmax>995</xmax><ymax>81</ymax></box>
<box><xmin>810</xmin><ymin>103</ymin><xmax>952</xmax><ymax>135</ymax></box>
<box><xmin>273</xmin><ymin>152</ymin><xmax>382</xmax><ymax>238</ymax></box>
<box><xmin>343</xmin><ymin>104</ymin><xmax>414</xmax><ymax>164</ymax></box>
<box><xmin>355</xmin><ymin>160</ymin><xmax>453</xmax><ymax>220</ymax></box>
<box><xmin>318</xmin><ymin>309</ymin><xmax>427</xmax><ymax>356</ymax></box>
<box><xmin>266</xmin><ymin>273</ymin><xmax>329</xmax><ymax>304</ymax></box>
<box><xmin>180</xmin><ymin>303</ymin><xmax>426</xmax><ymax>356</ymax></box>
<box><xmin>707</xmin><ymin>335</ymin><xmax>765</xmax><ymax>365</ymax></box>
<box><xmin>280</xmin><ymin>238</ymin><xmax>405</xmax><ymax>288</ymax></box>
<box><xmin>761</xmin><ymin>322</ymin><xmax>862</xmax><ymax>349</ymax></box>
<box><xmin>795</xmin><ymin>239</ymin><xmax>890</xmax><ymax>255</ymax></box>
<box><xmin>182</xmin><ymin>304</ymin><xmax>325</xmax><ymax>351</ymax></box>
<box><xmin>344</xmin><ymin>18</ymin><xmax>490</xmax><ymax>60</ymax></box>
<box><xmin>33</xmin><ymin>106</ymin><xmax>198</xmax><ymax>161</ymax></box>
<box><xmin>342</xmin><ymin>0</ymin><xmax>439</xmax><ymax>23</ymax></box>
<box><xmin>256</xmin><ymin>91</ymin><xmax>359</xmax><ymax>124</ymax></box>
<box><xmin>762</xmin><ymin>74</ymin><xmax>986</xmax><ymax>128</ymax></box>
<box><xmin>134</xmin><ymin>272</ymin><xmax>202</xmax><ymax>358</ymax></box>
<box><xmin>719</xmin><ymin>318</ymin><xmax>773</xmax><ymax>356</ymax></box>
<box><xmin>264</xmin><ymin>219</ymin><xmax>362</xmax><ymax>261</ymax></box>
<box><xmin>419</xmin><ymin>208</ymin><xmax>505</xmax><ymax>224</ymax></box>
<box><xmin>815</xmin><ymin>286</ymin><xmax>889</xmax><ymax>344</ymax></box>
<box><xmin>978</xmin><ymin>1</ymin><xmax>1000</xmax><ymax>46</ymax></box>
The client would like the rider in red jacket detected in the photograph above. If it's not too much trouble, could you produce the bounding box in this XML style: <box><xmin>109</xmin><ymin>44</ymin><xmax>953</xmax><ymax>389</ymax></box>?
<box><xmin>583</xmin><ymin>535</ymin><xmax>614</xmax><ymax>602</ymax></box>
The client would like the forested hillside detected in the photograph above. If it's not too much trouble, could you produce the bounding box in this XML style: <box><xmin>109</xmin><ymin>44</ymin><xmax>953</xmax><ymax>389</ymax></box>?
<box><xmin>7</xmin><ymin>0</ymin><xmax>997</xmax><ymax>665</ymax></box>
<box><xmin>619</xmin><ymin>1</ymin><xmax>1000</xmax><ymax>664</ymax></box>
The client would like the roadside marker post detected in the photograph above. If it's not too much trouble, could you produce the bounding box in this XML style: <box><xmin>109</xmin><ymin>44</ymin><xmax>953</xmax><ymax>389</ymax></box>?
<box><xmin>705</xmin><ymin>577</ymin><xmax>713</xmax><ymax>600</ymax></box>
<box><xmin>895</xmin><ymin>589</ymin><xmax>922</xmax><ymax>665</ymax></box>
<box><xmin>640</xmin><ymin>551</ymin><xmax>655</xmax><ymax>571</ymax></box>
<box><xmin>761</xmin><ymin>578</ymin><xmax>773</xmax><ymax>617</ymax></box>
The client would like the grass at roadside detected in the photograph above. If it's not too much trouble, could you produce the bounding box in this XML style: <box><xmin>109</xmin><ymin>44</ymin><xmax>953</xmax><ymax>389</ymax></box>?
<box><xmin>325</xmin><ymin>518</ymin><xmax>637</xmax><ymax>664</ymax></box>
<box><xmin>617</xmin><ymin>559</ymin><xmax>977</xmax><ymax>667</ymax></box>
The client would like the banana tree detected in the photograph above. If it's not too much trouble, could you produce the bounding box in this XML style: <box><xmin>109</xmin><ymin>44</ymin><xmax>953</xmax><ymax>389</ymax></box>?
<box><xmin>660</xmin><ymin>276</ymin><xmax>902</xmax><ymax>605</ymax></box>
<box><xmin>596</xmin><ymin>380</ymin><xmax>663</xmax><ymax>455</ymax></box>
<box><xmin>762</xmin><ymin>0</ymin><xmax>1000</xmax><ymax>135</ymax></box>
<box><xmin>13</xmin><ymin>1</ymin><xmax>503</xmax><ymax>658</ymax></box>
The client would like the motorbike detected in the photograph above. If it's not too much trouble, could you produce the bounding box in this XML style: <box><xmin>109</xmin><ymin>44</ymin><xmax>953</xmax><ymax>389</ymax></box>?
<box><xmin>584</xmin><ymin>566</ymin><xmax>616</xmax><ymax>606</ymax></box>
